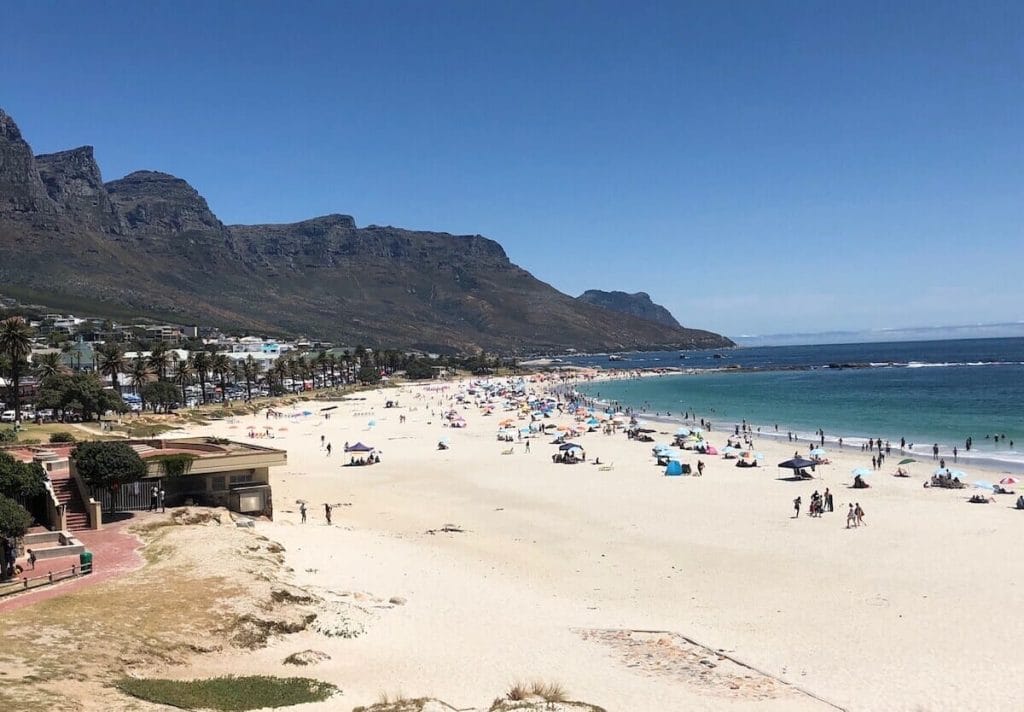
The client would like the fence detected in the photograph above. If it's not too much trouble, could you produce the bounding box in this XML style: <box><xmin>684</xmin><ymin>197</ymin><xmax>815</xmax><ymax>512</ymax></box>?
<box><xmin>89</xmin><ymin>479</ymin><xmax>164</xmax><ymax>512</ymax></box>
<box><xmin>0</xmin><ymin>562</ymin><xmax>93</xmax><ymax>599</ymax></box>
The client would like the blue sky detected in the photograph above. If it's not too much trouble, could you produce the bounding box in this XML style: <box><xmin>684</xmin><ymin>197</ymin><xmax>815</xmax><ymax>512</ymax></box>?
<box><xmin>3</xmin><ymin>1</ymin><xmax>1022</xmax><ymax>336</ymax></box>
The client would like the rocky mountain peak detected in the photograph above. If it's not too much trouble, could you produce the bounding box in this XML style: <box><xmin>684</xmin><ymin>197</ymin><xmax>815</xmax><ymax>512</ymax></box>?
<box><xmin>105</xmin><ymin>170</ymin><xmax>224</xmax><ymax>235</ymax></box>
<box><xmin>577</xmin><ymin>289</ymin><xmax>683</xmax><ymax>329</ymax></box>
<box><xmin>35</xmin><ymin>146</ymin><xmax>123</xmax><ymax>233</ymax></box>
<box><xmin>0</xmin><ymin>108</ymin><xmax>56</xmax><ymax>219</ymax></box>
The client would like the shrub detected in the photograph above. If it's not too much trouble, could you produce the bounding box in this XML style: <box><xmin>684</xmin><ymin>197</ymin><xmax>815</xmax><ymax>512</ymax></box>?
<box><xmin>115</xmin><ymin>675</ymin><xmax>337</xmax><ymax>710</ymax></box>
<box><xmin>49</xmin><ymin>431</ymin><xmax>76</xmax><ymax>443</ymax></box>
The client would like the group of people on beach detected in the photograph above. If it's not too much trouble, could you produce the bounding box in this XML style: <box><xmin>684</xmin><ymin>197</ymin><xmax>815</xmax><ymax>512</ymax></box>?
<box><xmin>792</xmin><ymin>491</ymin><xmax>863</xmax><ymax>527</ymax></box>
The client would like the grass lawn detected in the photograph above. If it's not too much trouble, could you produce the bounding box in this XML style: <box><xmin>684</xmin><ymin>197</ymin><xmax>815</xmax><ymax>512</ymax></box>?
<box><xmin>0</xmin><ymin>422</ymin><xmax>119</xmax><ymax>444</ymax></box>
<box><xmin>115</xmin><ymin>675</ymin><xmax>338</xmax><ymax>710</ymax></box>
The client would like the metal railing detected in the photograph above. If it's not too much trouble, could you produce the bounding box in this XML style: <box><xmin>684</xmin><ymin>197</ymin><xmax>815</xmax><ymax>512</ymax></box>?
<box><xmin>0</xmin><ymin>562</ymin><xmax>93</xmax><ymax>599</ymax></box>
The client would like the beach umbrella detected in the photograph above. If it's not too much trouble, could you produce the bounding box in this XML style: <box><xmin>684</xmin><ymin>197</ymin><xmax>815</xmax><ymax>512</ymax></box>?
<box><xmin>559</xmin><ymin>443</ymin><xmax>584</xmax><ymax>452</ymax></box>
<box><xmin>999</xmin><ymin>476</ymin><xmax>1019</xmax><ymax>486</ymax></box>
<box><xmin>949</xmin><ymin>469</ymin><xmax>968</xmax><ymax>479</ymax></box>
<box><xmin>974</xmin><ymin>481</ymin><xmax>994</xmax><ymax>490</ymax></box>
<box><xmin>722</xmin><ymin>446</ymin><xmax>738</xmax><ymax>455</ymax></box>
<box><xmin>740</xmin><ymin>451</ymin><xmax>764</xmax><ymax>460</ymax></box>
<box><xmin>933</xmin><ymin>467</ymin><xmax>951</xmax><ymax>476</ymax></box>
<box><xmin>852</xmin><ymin>467</ymin><xmax>873</xmax><ymax>477</ymax></box>
<box><xmin>810</xmin><ymin>448</ymin><xmax>827</xmax><ymax>457</ymax></box>
<box><xmin>897</xmin><ymin>458</ymin><xmax>917</xmax><ymax>465</ymax></box>
<box><xmin>778</xmin><ymin>457</ymin><xmax>817</xmax><ymax>470</ymax></box>
<box><xmin>675</xmin><ymin>427</ymin><xmax>691</xmax><ymax>436</ymax></box>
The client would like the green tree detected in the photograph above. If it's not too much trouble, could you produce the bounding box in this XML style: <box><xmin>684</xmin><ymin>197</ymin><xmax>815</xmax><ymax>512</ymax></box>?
<box><xmin>72</xmin><ymin>441</ymin><xmax>148</xmax><ymax>512</ymax></box>
<box><xmin>191</xmin><ymin>351</ymin><xmax>211</xmax><ymax>404</ymax></box>
<box><xmin>212</xmin><ymin>353</ymin><xmax>232</xmax><ymax>402</ymax></box>
<box><xmin>357</xmin><ymin>364</ymin><xmax>381</xmax><ymax>385</ymax></box>
<box><xmin>241</xmin><ymin>355</ymin><xmax>258</xmax><ymax>401</ymax></box>
<box><xmin>0</xmin><ymin>495</ymin><xmax>33</xmax><ymax>542</ymax></box>
<box><xmin>147</xmin><ymin>343</ymin><xmax>172</xmax><ymax>381</ymax></box>
<box><xmin>142</xmin><ymin>381</ymin><xmax>180</xmax><ymax>412</ymax></box>
<box><xmin>129</xmin><ymin>357</ymin><xmax>155</xmax><ymax>410</ymax></box>
<box><xmin>174</xmin><ymin>356</ymin><xmax>194</xmax><ymax>406</ymax></box>
<box><xmin>0</xmin><ymin>316</ymin><xmax>34</xmax><ymax>422</ymax></box>
<box><xmin>96</xmin><ymin>343</ymin><xmax>126</xmax><ymax>394</ymax></box>
<box><xmin>0</xmin><ymin>452</ymin><xmax>46</xmax><ymax>500</ymax></box>
<box><xmin>33</xmin><ymin>351</ymin><xmax>66</xmax><ymax>380</ymax></box>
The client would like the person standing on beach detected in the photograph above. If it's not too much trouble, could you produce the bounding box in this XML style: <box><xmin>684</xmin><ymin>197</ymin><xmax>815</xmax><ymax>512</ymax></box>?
<box><xmin>846</xmin><ymin>504</ymin><xmax>857</xmax><ymax>528</ymax></box>
<box><xmin>300</xmin><ymin>502</ymin><xmax>307</xmax><ymax>523</ymax></box>
<box><xmin>793</xmin><ymin>496</ymin><xmax>802</xmax><ymax>518</ymax></box>
<box><xmin>697</xmin><ymin>459</ymin><xmax>705</xmax><ymax>476</ymax></box>
<box><xmin>855</xmin><ymin>503</ymin><xmax>865</xmax><ymax>526</ymax></box>
<box><xmin>824</xmin><ymin>487</ymin><xmax>833</xmax><ymax>512</ymax></box>
<box><xmin>525</xmin><ymin>439</ymin><xmax>530</xmax><ymax>453</ymax></box>
<box><xmin>871</xmin><ymin>455</ymin><xmax>877</xmax><ymax>470</ymax></box>
<box><xmin>324</xmin><ymin>503</ymin><xmax>332</xmax><ymax>525</ymax></box>
<box><xmin>326</xmin><ymin>442</ymin><xmax>332</xmax><ymax>456</ymax></box>
<box><xmin>320</xmin><ymin>434</ymin><xmax>325</xmax><ymax>449</ymax></box>
<box><xmin>953</xmin><ymin>446</ymin><xmax>958</xmax><ymax>462</ymax></box>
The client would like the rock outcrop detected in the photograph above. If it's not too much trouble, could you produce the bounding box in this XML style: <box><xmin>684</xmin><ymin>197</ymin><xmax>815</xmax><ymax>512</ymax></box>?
<box><xmin>0</xmin><ymin>108</ymin><xmax>55</xmax><ymax>221</ymax></box>
<box><xmin>577</xmin><ymin>289</ymin><xmax>683</xmax><ymax>329</ymax></box>
<box><xmin>35</xmin><ymin>146</ymin><xmax>123</xmax><ymax>233</ymax></box>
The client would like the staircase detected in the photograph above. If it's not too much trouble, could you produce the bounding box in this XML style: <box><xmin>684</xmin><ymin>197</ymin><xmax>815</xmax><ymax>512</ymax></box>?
<box><xmin>51</xmin><ymin>477</ymin><xmax>91</xmax><ymax>532</ymax></box>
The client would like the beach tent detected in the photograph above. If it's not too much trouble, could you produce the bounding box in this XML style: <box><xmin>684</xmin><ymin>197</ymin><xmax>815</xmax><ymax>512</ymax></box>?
<box><xmin>346</xmin><ymin>442</ymin><xmax>375</xmax><ymax>453</ymax></box>
<box><xmin>664</xmin><ymin>460</ymin><xmax>684</xmax><ymax>476</ymax></box>
<box><xmin>778</xmin><ymin>457</ymin><xmax>817</xmax><ymax>470</ymax></box>
<box><xmin>559</xmin><ymin>442</ymin><xmax>584</xmax><ymax>451</ymax></box>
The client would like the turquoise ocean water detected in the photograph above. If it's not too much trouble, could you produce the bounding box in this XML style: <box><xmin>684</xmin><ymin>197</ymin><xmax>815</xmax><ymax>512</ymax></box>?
<box><xmin>572</xmin><ymin>338</ymin><xmax>1024</xmax><ymax>468</ymax></box>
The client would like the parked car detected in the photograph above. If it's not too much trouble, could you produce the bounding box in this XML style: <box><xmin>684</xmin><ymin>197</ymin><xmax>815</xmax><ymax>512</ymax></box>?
<box><xmin>1</xmin><ymin>410</ymin><xmax>17</xmax><ymax>422</ymax></box>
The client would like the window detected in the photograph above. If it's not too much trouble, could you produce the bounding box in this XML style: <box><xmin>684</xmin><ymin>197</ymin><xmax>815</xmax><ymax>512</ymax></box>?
<box><xmin>211</xmin><ymin>476</ymin><xmax>226</xmax><ymax>491</ymax></box>
<box><xmin>229</xmin><ymin>472</ymin><xmax>254</xmax><ymax>485</ymax></box>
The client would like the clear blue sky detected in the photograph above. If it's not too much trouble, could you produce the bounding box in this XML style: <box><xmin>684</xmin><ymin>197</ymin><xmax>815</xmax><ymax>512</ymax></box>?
<box><xmin>3</xmin><ymin>1</ymin><xmax>1022</xmax><ymax>336</ymax></box>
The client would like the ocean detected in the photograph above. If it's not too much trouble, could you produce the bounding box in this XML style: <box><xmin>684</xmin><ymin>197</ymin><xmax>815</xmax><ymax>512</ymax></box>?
<box><xmin>570</xmin><ymin>337</ymin><xmax>1024</xmax><ymax>468</ymax></box>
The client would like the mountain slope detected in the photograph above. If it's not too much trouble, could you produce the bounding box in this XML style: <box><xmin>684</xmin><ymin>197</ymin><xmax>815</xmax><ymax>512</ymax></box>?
<box><xmin>0</xmin><ymin>108</ymin><xmax>733</xmax><ymax>353</ymax></box>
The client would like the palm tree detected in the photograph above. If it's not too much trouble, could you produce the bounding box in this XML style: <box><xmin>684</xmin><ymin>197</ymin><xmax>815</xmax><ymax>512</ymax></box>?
<box><xmin>129</xmin><ymin>357</ymin><xmax>155</xmax><ymax>411</ymax></box>
<box><xmin>191</xmin><ymin>351</ymin><xmax>211</xmax><ymax>404</ymax></box>
<box><xmin>241</xmin><ymin>355</ymin><xmax>258</xmax><ymax>401</ymax></box>
<box><xmin>33</xmin><ymin>351</ymin><xmax>66</xmax><ymax>380</ymax></box>
<box><xmin>148</xmin><ymin>343</ymin><xmax>171</xmax><ymax>381</ymax></box>
<box><xmin>315</xmin><ymin>351</ymin><xmax>329</xmax><ymax>390</ymax></box>
<box><xmin>212</xmin><ymin>353</ymin><xmax>232</xmax><ymax>402</ymax></box>
<box><xmin>96</xmin><ymin>343</ymin><xmax>126</xmax><ymax>394</ymax></box>
<box><xmin>174</xmin><ymin>357</ymin><xmax>194</xmax><ymax>406</ymax></box>
<box><xmin>269</xmin><ymin>357</ymin><xmax>289</xmax><ymax>393</ymax></box>
<box><xmin>0</xmin><ymin>317</ymin><xmax>33</xmax><ymax>422</ymax></box>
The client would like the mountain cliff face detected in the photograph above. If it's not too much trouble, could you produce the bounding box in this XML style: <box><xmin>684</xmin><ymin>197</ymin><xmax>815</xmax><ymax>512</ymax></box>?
<box><xmin>577</xmin><ymin>290</ymin><xmax>682</xmax><ymax>329</ymax></box>
<box><xmin>36</xmin><ymin>146</ymin><xmax>123</xmax><ymax>233</ymax></box>
<box><xmin>0</xmin><ymin>108</ymin><xmax>733</xmax><ymax>353</ymax></box>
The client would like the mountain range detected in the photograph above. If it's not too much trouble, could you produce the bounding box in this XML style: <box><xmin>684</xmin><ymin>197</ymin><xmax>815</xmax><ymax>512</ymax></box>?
<box><xmin>0</xmin><ymin>108</ymin><xmax>732</xmax><ymax>354</ymax></box>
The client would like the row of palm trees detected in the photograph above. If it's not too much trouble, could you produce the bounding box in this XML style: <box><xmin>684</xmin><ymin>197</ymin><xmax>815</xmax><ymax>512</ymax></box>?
<box><xmin>3</xmin><ymin>315</ymin><xmax>439</xmax><ymax>417</ymax></box>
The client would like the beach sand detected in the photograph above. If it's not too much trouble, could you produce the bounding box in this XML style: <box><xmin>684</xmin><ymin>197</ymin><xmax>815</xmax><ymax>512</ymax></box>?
<box><xmin>166</xmin><ymin>376</ymin><xmax>1023</xmax><ymax>711</ymax></box>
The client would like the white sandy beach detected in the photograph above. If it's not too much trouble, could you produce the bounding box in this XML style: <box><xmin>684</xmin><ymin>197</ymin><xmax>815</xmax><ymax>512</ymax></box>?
<box><xmin>169</xmin><ymin>376</ymin><xmax>1024</xmax><ymax>711</ymax></box>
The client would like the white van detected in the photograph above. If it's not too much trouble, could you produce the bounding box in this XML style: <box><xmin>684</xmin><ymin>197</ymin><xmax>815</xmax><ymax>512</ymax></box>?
<box><xmin>1</xmin><ymin>410</ymin><xmax>16</xmax><ymax>422</ymax></box>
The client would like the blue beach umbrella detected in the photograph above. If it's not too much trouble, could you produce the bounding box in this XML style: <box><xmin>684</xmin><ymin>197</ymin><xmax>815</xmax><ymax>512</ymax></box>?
<box><xmin>852</xmin><ymin>467</ymin><xmax>872</xmax><ymax>477</ymax></box>
<box><xmin>949</xmin><ymin>470</ymin><xmax>968</xmax><ymax>479</ymax></box>
<box><xmin>810</xmin><ymin>448</ymin><xmax>827</xmax><ymax>457</ymax></box>
<box><xmin>933</xmin><ymin>467</ymin><xmax>951</xmax><ymax>476</ymax></box>
<box><xmin>973</xmin><ymin>481</ymin><xmax>994</xmax><ymax>490</ymax></box>
<box><xmin>675</xmin><ymin>427</ymin><xmax>691</xmax><ymax>436</ymax></box>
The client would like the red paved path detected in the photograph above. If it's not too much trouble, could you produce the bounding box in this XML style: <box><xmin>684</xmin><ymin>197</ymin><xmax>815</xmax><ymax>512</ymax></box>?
<box><xmin>0</xmin><ymin>516</ymin><xmax>147</xmax><ymax>614</ymax></box>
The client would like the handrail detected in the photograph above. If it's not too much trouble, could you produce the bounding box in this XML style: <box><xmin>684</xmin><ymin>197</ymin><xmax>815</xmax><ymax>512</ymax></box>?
<box><xmin>0</xmin><ymin>562</ymin><xmax>93</xmax><ymax>598</ymax></box>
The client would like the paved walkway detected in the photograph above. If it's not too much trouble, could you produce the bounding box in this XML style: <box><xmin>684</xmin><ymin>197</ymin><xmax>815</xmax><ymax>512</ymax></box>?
<box><xmin>0</xmin><ymin>517</ymin><xmax>146</xmax><ymax>614</ymax></box>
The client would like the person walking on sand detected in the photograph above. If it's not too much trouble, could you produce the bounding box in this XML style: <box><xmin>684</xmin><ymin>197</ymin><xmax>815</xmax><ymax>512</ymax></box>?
<box><xmin>846</xmin><ymin>504</ymin><xmax>857</xmax><ymax>528</ymax></box>
<box><xmin>324</xmin><ymin>503</ymin><xmax>332</xmax><ymax>525</ymax></box>
<box><xmin>320</xmin><ymin>434</ymin><xmax>325</xmax><ymax>449</ymax></box>
<box><xmin>326</xmin><ymin>442</ymin><xmax>332</xmax><ymax>456</ymax></box>
<box><xmin>697</xmin><ymin>459</ymin><xmax>705</xmax><ymax>476</ymax></box>
<box><xmin>824</xmin><ymin>487</ymin><xmax>833</xmax><ymax>512</ymax></box>
<box><xmin>525</xmin><ymin>439</ymin><xmax>530</xmax><ymax>453</ymax></box>
<box><xmin>855</xmin><ymin>502</ymin><xmax>866</xmax><ymax>526</ymax></box>
<box><xmin>793</xmin><ymin>496</ymin><xmax>802</xmax><ymax>518</ymax></box>
<box><xmin>300</xmin><ymin>502</ymin><xmax>307</xmax><ymax>523</ymax></box>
